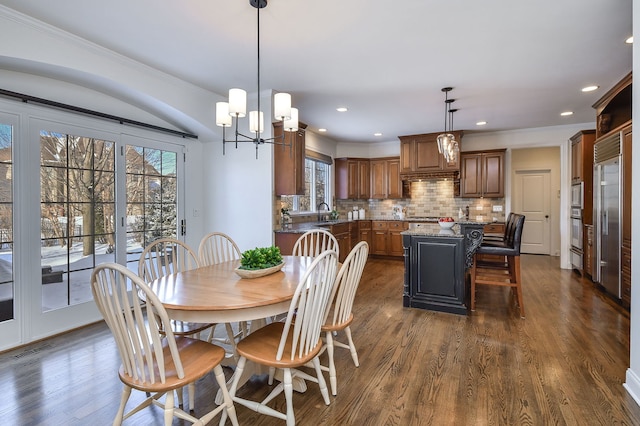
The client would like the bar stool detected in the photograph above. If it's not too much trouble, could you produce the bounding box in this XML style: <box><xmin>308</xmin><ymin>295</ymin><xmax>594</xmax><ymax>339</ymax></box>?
<box><xmin>470</xmin><ymin>214</ymin><xmax>526</xmax><ymax>317</ymax></box>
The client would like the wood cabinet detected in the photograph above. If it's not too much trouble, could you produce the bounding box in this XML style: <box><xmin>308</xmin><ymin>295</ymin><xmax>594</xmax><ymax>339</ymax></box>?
<box><xmin>274</xmin><ymin>232</ymin><xmax>299</xmax><ymax>255</ymax></box>
<box><xmin>370</xmin><ymin>157</ymin><xmax>403</xmax><ymax>199</ymax></box>
<box><xmin>273</xmin><ymin>122</ymin><xmax>306</xmax><ymax>196</ymax></box>
<box><xmin>585</xmin><ymin>224</ymin><xmax>594</xmax><ymax>279</ymax></box>
<box><xmin>459</xmin><ymin>149</ymin><xmax>505</xmax><ymax>198</ymax></box>
<box><xmin>358</xmin><ymin>220</ymin><xmax>372</xmax><ymax>250</ymax></box>
<box><xmin>570</xmin><ymin>130</ymin><xmax>596</xmax><ymax>225</ymax></box>
<box><xmin>398</xmin><ymin>132</ymin><xmax>462</xmax><ymax>179</ymax></box>
<box><xmin>335</xmin><ymin>158</ymin><xmax>370</xmax><ymax>199</ymax></box>
<box><xmin>371</xmin><ymin>220</ymin><xmax>408</xmax><ymax>256</ymax></box>
<box><xmin>621</xmin><ymin>125</ymin><xmax>632</xmax><ymax>308</ymax></box>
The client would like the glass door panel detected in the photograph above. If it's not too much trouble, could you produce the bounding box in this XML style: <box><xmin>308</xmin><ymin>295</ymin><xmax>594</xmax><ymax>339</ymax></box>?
<box><xmin>40</xmin><ymin>132</ymin><xmax>116</xmax><ymax>311</ymax></box>
<box><xmin>0</xmin><ymin>122</ymin><xmax>13</xmax><ymax>323</ymax></box>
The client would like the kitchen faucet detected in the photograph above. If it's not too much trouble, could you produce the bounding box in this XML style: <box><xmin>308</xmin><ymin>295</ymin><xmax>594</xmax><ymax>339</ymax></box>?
<box><xmin>317</xmin><ymin>202</ymin><xmax>330</xmax><ymax>221</ymax></box>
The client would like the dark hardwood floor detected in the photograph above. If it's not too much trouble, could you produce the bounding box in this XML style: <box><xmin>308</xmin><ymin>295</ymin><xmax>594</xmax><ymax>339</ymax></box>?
<box><xmin>1</xmin><ymin>255</ymin><xmax>639</xmax><ymax>425</ymax></box>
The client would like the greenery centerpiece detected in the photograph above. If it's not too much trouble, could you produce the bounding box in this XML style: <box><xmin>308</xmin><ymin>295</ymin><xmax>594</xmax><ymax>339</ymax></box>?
<box><xmin>235</xmin><ymin>246</ymin><xmax>285</xmax><ymax>279</ymax></box>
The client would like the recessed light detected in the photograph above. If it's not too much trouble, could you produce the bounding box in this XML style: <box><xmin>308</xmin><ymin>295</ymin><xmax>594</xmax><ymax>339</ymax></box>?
<box><xmin>626</xmin><ymin>36</ymin><xmax>633</xmax><ymax>44</ymax></box>
<box><xmin>336</xmin><ymin>107</ymin><xmax>348</xmax><ymax>112</ymax></box>
<box><xmin>374</xmin><ymin>132</ymin><xmax>383</xmax><ymax>137</ymax></box>
<box><xmin>476</xmin><ymin>121</ymin><xmax>487</xmax><ymax>126</ymax></box>
<box><xmin>560</xmin><ymin>111</ymin><xmax>573</xmax><ymax>116</ymax></box>
<box><xmin>318</xmin><ymin>128</ymin><xmax>327</xmax><ymax>132</ymax></box>
<box><xmin>581</xmin><ymin>85</ymin><xmax>599</xmax><ymax>92</ymax></box>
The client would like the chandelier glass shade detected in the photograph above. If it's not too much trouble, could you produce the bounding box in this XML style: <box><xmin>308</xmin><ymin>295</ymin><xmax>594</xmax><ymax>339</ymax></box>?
<box><xmin>436</xmin><ymin>87</ymin><xmax>459</xmax><ymax>164</ymax></box>
<box><xmin>215</xmin><ymin>0</ymin><xmax>298</xmax><ymax>158</ymax></box>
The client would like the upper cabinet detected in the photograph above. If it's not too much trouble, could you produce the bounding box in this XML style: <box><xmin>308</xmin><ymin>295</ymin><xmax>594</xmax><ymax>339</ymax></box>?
<box><xmin>273</xmin><ymin>121</ymin><xmax>307</xmax><ymax>196</ymax></box>
<box><xmin>370</xmin><ymin>157</ymin><xmax>403</xmax><ymax>199</ymax></box>
<box><xmin>593</xmin><ymin>72</ymin><xmax>632</xmax><ymax>140</ymax></box>
<box><xmin>335</xmin><ymin>158</ymin><xmax>370</xmax><ymax>199</ymax></box>
<box><xmin>569</xmin><ymin>130</ymin><xmax>596</xmax><ymax>225</ymax></box>
<box><xmin>459</xmin><ymin>149</ymin><xmax>505</xmax><ymax>198</ymax></box>
<box><xmin>398</xmin><ymin>131</ymin><xmax>462</xmax><ymax>180</ymax></box>
<box><xmin>336</xmin><ymin>156</ymin><xmax>406</xmax><ymax>200</ymax></box>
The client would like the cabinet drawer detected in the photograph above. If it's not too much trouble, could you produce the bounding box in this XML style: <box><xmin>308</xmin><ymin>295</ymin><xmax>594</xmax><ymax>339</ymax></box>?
<box><xmin>388</xmin><ymin>221</ymin><xmax>407</xmax><ymax>230</ymax></box>
<box><xmin>372</xmin><ymin>221</ymin><xmax>389</xmax><ymax>230</ymax></box>
<box><xmin>330</xmin><ymin>223</ymin><xmax>350</xmax><ymax>235</ymax></box>
<box><xmin>358</xmin><ymin>220</ymin><xmax>372</xmax><ymax>230</ymax></box>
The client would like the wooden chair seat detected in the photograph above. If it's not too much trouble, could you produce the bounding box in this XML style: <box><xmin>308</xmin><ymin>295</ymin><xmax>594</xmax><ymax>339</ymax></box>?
<box><xmin>321</xmin><ymin>313</ymin><xmax>353</xmax><ymax>333</ymax></box>
<box><xmin>237</xmin><ymin>322</ymin><xmax>323</xmax><ymax>368</ymax></box>
<box><xmin>119</xmin><ymin>337</ymin><xmax>226</xmax><ymax>393</ymax></box>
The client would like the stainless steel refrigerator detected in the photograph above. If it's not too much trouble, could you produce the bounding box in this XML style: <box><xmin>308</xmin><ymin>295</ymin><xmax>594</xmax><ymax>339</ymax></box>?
<box><xmin>593</xmin><ymin>145</ymin><xmax>621</xmax><ymax>299</ymax></box>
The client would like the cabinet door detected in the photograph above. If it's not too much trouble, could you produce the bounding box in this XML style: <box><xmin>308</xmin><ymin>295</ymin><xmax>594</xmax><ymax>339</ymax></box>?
<box><xmin>622</xmin><ymin>125</ymin><xmax>632</xmax><ymax>248</ymax></box>
<box><xmin>388</xmin><ymin>221</ymin><xmax>407</xmax><ymax>256</ymax></box>
<box><xmin>482</xmin><ymin>151</ymin><xmax>505</xmax><ymax>198</ymax></box>
<box><xmin>386</xmin><ymin>158</ymin><xmax>402</xmax><ymax>199</ymax></box>
<box><xmin>371</xmin><ymin>230</ymin><xmax>387</xmax><ymax>255</ymax></box>
<box><xmin>415</xmin><ymin>137</ymin><xmax>442</xmax><ymax>171</ymax></box>
<box><xmin>347</xmin><ymin>160</ymin><xmax>359</xmax><ymax>199</ymax></box>
<box><xmin>460</xmin><ymin>153</ymin><xmax>482</xmax><ymax>197</ymax></box>
<box><xmin>336</xmin><ymin>233</ymin><xmax>350</xmax><ymax>263</ymax></box>
<box><xmin>571</xmin><ymin>139</ymin><xmax>583</xmax><ymax>183</ymax></box>
<box><xmin>358</xmin><ymin>160</ymin><xmax>370</xmax><ymax>199</ymax></box>
<box><xmin>370</xmin><ymin>160</ymin><xmax>387</xmax><ymax>199</ymax></box>
<box><xmin>359</xmin><ymin>229</ymin><xmax>372</xmax><ymax>249</ymax></box>
<box><xmin>400</xmin><ymin>139</ymin><xmax>414</xmax><ymax>173</ymax></box>
<box><xmin>273</xmin><ymin>125</ymin><xmax>305</xmax><ymax>196</ymax></box>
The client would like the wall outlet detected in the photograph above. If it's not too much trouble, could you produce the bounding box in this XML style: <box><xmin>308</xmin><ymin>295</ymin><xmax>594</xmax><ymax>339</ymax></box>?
<box><xmin>193</xmin><ymin>209</ymin><xmax>200</xmax><ymax>217</ymax></box>
<box><xmin>492</xmin><ymin>205</ymin><xmax>503</xmax><ymax>212</ymax></box>
<box><xmin>476</xmin><ymin>205</ymin><xmax>483</xmax><ymax>211</ymax></box>
<box><xmin>475</xmin><ymin>215</ymin><xmax>483</xmax><ymax>221</ymax></box>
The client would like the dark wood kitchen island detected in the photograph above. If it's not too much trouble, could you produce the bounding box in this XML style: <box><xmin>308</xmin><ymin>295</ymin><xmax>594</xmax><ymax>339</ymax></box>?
<box><xmin>402</xmin><ymin>221</ymin><xmax>484</xmax><ymax>315</ymax></box>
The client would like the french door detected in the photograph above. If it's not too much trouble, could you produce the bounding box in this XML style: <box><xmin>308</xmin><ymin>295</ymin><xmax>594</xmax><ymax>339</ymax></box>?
<box><xmin>0</xmin><ymin>109</ymin><xmax>185</xmax><ymax>350</ymax></box>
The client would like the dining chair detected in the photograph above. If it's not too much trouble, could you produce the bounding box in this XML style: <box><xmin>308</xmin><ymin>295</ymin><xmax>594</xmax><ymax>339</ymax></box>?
<box><xmin>470</xmin><ymin>214</ymin><xmax>526</xmax><ymax>317</ymax></box>
<box><xmin>197</xmin><ymin>232</ymin><xmax>247</xmax><ymax>355</ymax></box>
<box><xmin>138</xmin><ymin>237</ymin><xmax>216</xmax><ymax>408</ymax></box>
<box><xmin>90</xmin><ymin>263</ymin><xmax>239</xmax><ymax>426</ymax></box>
<box><xmin>292</xmin><ymin>228</ymin><xmax>339</xmax><ymax>258</ymax></box>
<box><xmin>319</xmin><ymin>240</ymin><xmax>369</xmax><ymax>396</ymax></box>
<box><xmin>221</xmin><ymin>249</ymin><xmax>339</xmax><ymax>426</ymax></box>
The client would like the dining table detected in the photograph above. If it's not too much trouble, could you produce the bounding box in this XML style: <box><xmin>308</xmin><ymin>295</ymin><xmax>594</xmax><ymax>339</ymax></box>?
<box><xmin>149</xmin><ymin>255</ymin><xmax>315</xmax><ymax>404</ymax></box>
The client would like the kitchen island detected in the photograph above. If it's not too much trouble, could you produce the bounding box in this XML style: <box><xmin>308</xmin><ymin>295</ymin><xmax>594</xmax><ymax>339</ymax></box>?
<box><xmin>402</xmin><ymin>221</ymin><xmax>484</xmax><ymax>315</ymax></box>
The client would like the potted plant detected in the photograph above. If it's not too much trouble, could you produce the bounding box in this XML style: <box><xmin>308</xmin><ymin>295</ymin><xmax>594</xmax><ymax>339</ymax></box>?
<box><xmin>235</xmin><ymin>246</ymin><xmax>285</xmax><ymax>278</ymax></box>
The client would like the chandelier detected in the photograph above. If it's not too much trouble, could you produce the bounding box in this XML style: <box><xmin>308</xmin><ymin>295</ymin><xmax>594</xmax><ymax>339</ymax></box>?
<box><xmin>215</xmin><ymin>0</ymin><xmax>298</xmax><ymax>159</ymax></box>
<box><xmin>436</xmin><ymin>87</ymin><xmax>460</xmax><ymax>164</ymax></box>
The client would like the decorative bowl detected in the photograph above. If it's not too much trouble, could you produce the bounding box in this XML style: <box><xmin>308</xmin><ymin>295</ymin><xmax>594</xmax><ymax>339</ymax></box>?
<box><xmin>234</xmin><ymin>261</ymin><xmax>285</xmax><ymax>279</ymax></box>
<box><xmin>438</xmin><ymin>220</ymin><xmax>456</xmax><ymax>229</ymax></box>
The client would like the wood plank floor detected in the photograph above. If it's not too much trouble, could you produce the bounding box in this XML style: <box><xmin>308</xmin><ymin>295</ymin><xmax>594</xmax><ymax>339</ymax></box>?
<box><xmin>1</xmin><ymin>255</ymin><xmax>639</xmax><ymax>425</ymax></box>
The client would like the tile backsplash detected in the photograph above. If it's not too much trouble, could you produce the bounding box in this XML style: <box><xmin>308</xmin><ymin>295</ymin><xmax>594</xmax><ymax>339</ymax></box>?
<box><xmin>335</xmin><ymin>180</ymin><xmax>506</xmax><ymax>222</ymax></box>
<box><xmin>275</xmin><ymin>179</ymin><xmax>506</xmax><ymax>227</ymax></box>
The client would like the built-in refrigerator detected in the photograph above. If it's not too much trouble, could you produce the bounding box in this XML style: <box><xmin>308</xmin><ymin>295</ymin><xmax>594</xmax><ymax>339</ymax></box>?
<box><xmin>593</xmin><ymin>133</ymin><xmax>621</xmax><ymax>299</ymax></box>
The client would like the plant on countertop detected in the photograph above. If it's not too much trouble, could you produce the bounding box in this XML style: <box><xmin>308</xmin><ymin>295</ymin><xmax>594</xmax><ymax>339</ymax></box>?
<box><xmin>239</xmin><ymin>246</ymin><xmax>283</xmax><ymax>270</ymax></box>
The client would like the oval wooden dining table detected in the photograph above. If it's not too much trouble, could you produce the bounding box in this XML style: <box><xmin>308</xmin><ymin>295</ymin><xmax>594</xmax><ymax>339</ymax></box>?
<box><xmin>149</xmin><ymin>255</ymin><xmax>315</xmax><ymax>403</ymax></box>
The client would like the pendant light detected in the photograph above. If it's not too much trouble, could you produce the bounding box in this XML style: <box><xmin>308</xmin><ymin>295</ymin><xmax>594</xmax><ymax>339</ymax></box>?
<box><xmin>215</xmin><ymin>0</ymin><xmax>298</xmax><ymax>159</ymax></box>
<box><xmin>436</xmin><ymin>87</ymin><xmax>460</xmax><ymax>164</ymax></box>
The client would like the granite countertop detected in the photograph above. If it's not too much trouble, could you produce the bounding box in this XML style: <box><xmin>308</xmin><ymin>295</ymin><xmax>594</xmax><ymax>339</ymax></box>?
<box><xmin>274</xmin><ymin>218</ymin><xmax>490</xmax><ymax>234</ymax></box>
<box><xmin>401</xmin><ymin>223</ymin><xmax>465</xmax><ymax>238</ymax></box>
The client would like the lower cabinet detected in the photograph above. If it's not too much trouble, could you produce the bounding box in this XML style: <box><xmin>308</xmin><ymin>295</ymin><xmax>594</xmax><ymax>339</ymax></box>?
<box><xmin>371</xmin><ymin>221</ymin><xmax>408</xmax><ymax>256</ymax></box>
<box><xmin>358</xmin><ymin>220</ymin><xmax>372</xmax><ymax>250</ymax></box>
<box><xmin>329</xmin><ymin>222</ymin><xmax>350</xmax><ymax>262</ymax></box>
<box><xmin>622</xmin><ymin>246</ymin><xmax>631</xmax><ymax>309</ymax></box>
<box><xmin>402</xmin><ymin>234</ymin><xmax>466</xmax><ymax>315</ymax></box>
<box><xmin>274</xmin><ymin>232</ymin><xmax>299</xmax><ymax>256</ymax></box>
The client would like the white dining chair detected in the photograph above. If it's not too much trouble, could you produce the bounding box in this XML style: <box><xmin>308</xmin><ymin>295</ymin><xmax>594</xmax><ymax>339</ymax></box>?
<box><xmin>221</xmin><ymin>250</ymin><xmax>339</xmax><ymax>426</ymax></box>
<box><xmin>91</xmin><ymin>262</ymin><xmax>238</xmax><ymax>426</ymax></box>
<box><xmin>293</xmin><ymin>228</ymin><xmax>339</xmax><ymax>258</ymax></box>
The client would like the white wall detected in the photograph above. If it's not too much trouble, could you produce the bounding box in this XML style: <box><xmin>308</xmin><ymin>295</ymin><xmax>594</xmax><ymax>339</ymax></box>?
<box><xmin>623</xmin><ymin>0</ymin><xmax>640</xmax><ymax>406</ymax></box>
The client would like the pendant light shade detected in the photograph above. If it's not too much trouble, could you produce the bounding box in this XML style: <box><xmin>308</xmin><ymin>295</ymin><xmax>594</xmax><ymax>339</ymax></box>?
<box><xmin>284</xmin><ymin>107</ymin><xmax>299</xmax><ymax>132</ymax></box>
<box><xmin>228</xmin><ymin>88</ymin><xmax>247</xmax><ymax>117</ymax></box>
<box><xmin>436</xmin><ymin>87</ymin><xmax>460</xmax><ymax>164</ymax></box>
<box><xmin>215</xmin><ymin>102</ymin><xmax>232</xmax><ymax>127</ymax></box>
<box><xmin>274</xmin><ymin>92</ymin><xmax>292</xmax><ymax>121</ymax></box>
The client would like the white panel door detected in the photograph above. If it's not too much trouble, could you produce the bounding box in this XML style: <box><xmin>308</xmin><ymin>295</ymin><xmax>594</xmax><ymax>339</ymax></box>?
<box><xmin>513</xmin><ymin>170</ymin><xmax>551</xmax><ymax>254</ymax></box>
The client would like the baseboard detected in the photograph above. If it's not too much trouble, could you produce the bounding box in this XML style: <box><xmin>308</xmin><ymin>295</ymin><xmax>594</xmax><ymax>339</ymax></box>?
<box><xmin>624</xmin><ymin>368</ymin><xmax>640</xmax><ymax>408</ymax></box>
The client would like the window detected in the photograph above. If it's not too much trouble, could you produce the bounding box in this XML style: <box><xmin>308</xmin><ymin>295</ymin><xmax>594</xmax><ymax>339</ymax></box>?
<box><xmin>282</xmin><ymin>153</ymin><xmax>331</xmax><ymax>213</ymax></box>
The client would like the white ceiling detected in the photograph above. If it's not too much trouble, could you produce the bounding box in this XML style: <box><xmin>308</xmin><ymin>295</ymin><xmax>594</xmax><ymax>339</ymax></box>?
<box><xmin>0</xmin><ymin>0</ymin><xmax>633</xmax><ymax>143</ymax></box>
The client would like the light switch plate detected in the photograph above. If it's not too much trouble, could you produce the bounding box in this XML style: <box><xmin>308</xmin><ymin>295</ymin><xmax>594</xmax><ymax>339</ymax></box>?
<box><xmin>492</xmin><ymin>205</ymin><xmax>503</xmax><ymax>212</ymax></box>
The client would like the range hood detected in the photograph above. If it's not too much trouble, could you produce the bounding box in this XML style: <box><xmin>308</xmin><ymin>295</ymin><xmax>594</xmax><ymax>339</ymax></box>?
<box><xmin>400</xmin><ymin>170</ymin><xmax>460</xmax><ymax>181</ymax></box>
